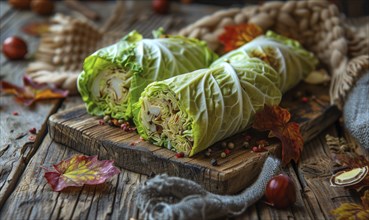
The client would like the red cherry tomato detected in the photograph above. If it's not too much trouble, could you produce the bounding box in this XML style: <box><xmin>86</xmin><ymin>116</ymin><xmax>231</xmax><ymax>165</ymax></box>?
<box><xmin>2</xmin><ymin>36</ymin><xmax>28</xmax><ymax>60</ymax></box>
<box><xmin>152</xmin><ymin>0</ymin><xmax>170</xmax><ymax>15</ymax></box>
<box><xmin>265</xmin><ymin>173</ymin><xmax>297</xmax><ymax>209</ymax></box>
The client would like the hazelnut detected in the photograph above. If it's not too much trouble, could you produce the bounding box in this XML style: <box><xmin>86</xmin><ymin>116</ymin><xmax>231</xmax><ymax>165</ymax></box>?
<box><xmin>31</xmin><ymin>0</ymin><xmax>54</xmax><ymax>15</ymax></box>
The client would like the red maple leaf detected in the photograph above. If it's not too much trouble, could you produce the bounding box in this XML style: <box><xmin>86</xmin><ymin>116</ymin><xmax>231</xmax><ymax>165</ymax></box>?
<box><xmin>0</xmin><ymin>75</ymin><xmax>68</xmax><ymax>106</ymax></box>
<box><xmin>252</xmin><ymin>105</ymin><xmax>303</xmax><ymax>166</ymax></box>
<box><xmin>43</xmin><ymin>155</ymin><xmax>120</xmax><ymax>192</ymax></box>
<box><xmin>218</xmin><ymin>23</ymin><xmax>263</xmax><ymax>52</ymax></box>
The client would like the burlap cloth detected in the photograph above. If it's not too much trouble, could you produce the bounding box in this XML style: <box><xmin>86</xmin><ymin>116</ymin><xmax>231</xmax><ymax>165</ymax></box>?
<box><xmin>25</xmin><ymin>1</ymin><xmax>368</xmax><ymax>218</ymax></box>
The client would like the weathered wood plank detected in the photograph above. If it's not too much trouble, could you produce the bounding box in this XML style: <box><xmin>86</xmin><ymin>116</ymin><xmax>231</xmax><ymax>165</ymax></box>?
<box><xmin>48</xmin><ymin>82</ymin><xmax>340</xmax><ymax>195</ymax></box>
<box><xmin>0</xmin><ymin>6</ymin><xmax>62</xmax><ymax>209</ymax></box>
<box><xmin>0</xmin><ymin>96</ymin><xmax>146</xmax><ymax>220</ymax></box>
<box><xmin>296</xmin><ymin>126</ymin><xmax>357</xmax><ymax>219</ymax></box>
<box><xmin>0</xmin><ymin>1</ymin><xmax>133</xmax><ymax>211</ymax></box>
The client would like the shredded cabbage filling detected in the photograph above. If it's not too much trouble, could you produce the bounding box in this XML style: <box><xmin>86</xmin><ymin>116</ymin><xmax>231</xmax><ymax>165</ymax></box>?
<box><xmin>90</xmin><ymin>66</ymin><xmax>133</xmax><ymax>117</ymax></box>
<box><xmin>140</xmin><ymin>89</ymin><xmax>194</xmax><ymax>155</ymax></box>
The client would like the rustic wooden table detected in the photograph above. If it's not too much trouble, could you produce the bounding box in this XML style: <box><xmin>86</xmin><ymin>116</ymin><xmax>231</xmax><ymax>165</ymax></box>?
<box><xmin>0</xmin><ymin>1</ymin><xmax>366</xmax><ymax>219</ymax></box>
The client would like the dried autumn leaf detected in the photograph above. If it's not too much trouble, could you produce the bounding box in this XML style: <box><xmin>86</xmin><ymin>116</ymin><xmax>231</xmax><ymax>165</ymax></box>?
<box><xmin>43</xmin><ymin>155</ymin><xmax>120</xmax><ymax>192</ymax></box>
<box><xmin>252</xmin><ymin>105</ymin><xmax>303</xmax><ymax>166</ymax></box>
<box><xmin>22</xmin><ymin>22</ymin><xmax>50</xmax><ymax>36</ymax></box>
<box><xmin>331</xmin><ymin>190</ymin><xmax>369</xmax><ymax>220</ymax></box>
<box><xmin>0</xmin><ymin>76</ymin><xmax>68</xmax><ymax>106</ymax></box>
<box><xmin>219</xmin><ymin>23</ymin><xmax>263</xmax><ymax>52</ymax></box>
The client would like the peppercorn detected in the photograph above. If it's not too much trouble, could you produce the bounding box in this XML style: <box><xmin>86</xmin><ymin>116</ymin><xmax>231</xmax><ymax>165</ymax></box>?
<box><xmin>257</xmin><ymin>139</ymin><xmax>269</xmax><ymax>146</ymax></box>
<box><xmin>98</xmin><ymin>120</ymin><xmax>105</xmax><ymax>125</ymax></box>
<box><xmin>252</xmin><ymin>145</ymin><xmax>268</xmax><ymax>152</ymax></box>
<box><xmin>28</xmin><ymin>135</ymin><xmax>36</xmax><ymax>141</ymax></box>
<box><xmin>103</xmin><ymin>115</ymin><xmax>110</xmax><ymax>122</ymax></box>
<box><xmin>227</xmin><ymin>142</ymin><xmax>235</xmax><ymax>149</ymax></box>
<box><xmin>29</xmin><ymin>127</ymin><xmax>37</xmax><ymax>134</ymax></box>
<box><xmin>220</xmin><ymin>152</ymin><xmax>227</xmax><ymax>158</ymax></box>
<box><xmin>176</xmin><ymin>152</ymin><xmax>185</xmax><ymax>158</ymax></box>
<box><xmin>252</xmin><ymin>146</ymin><xmax>258</xmax><ymax>152</ymax></box>
<box><xmin>210</xmin><ymin>158</ymin><xmax>218</xmax><ymax>166</ymax></box>
<box><xmin>224</xmin><ymin>149</ymin><xmax>231</xmax><ymax>155</ymax></box>
<box><xmin>118</xmin><ymin>119</ymin><xmax>124</xmax><ymax>125</ymax></box>
<box><xmin>301</xmin><ymin>97</ymin><xmax>309</xmax><ymax>103</ymax></box>
<box><xmin>243</xmin><ymin>141</ymin><xmax>250</xmax><ymax>148</ymax></box>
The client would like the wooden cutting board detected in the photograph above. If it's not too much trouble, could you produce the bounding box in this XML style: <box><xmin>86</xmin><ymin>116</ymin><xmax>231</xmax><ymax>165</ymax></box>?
<box><xmin>48</xmin><ymin>82</ymin><xmax>340</xmax><ymax>194</ymax></box>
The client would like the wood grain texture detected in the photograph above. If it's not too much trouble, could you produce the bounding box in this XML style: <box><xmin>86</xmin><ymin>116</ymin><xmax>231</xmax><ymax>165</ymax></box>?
<box><xmin>48</xmin><ymin>83</ymin><xmax>340</xmax><ymax>194</ymax></box>
<box><xmin>0</xmin><ymin>5</ymin><xmax>63</xmax><ymax>208</ymax></box>
<box><xmin>0</xmin><ymin>0</ymin><xmax>128</xmax><ymax>213</ymax></box>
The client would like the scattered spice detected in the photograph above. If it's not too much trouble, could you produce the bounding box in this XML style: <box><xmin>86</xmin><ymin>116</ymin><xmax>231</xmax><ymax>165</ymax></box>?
<box><xmin>176</xmin><ymin>152</ymin><xmax>185</xmax><ymax>158</ymax></box>
<box><xmin>243</xmin><ymin>141</ymin><xmax>250</xmax><ymax>149</ymax></box>
<box><xmin>220</xmin><ymin>152</ymin><xmax>227</xmax><ymax>158</ymax></box>
<box><xmin>210</xmin><ymin>158</ymin><xmax>218</xmax><ymax>166</ymax></box>
<box><xmin>120</xmin><ymin>122</ymin><xmax>136</xmax><ymax>132</ymax></box>
<box><xmin>257</xmin><ymin>139</ymin><xmax>269</xmax><ymax>146</ymax></box>
<box><xmin>252</xmin><ymin>145</ymin><xmax>268</xmax><ymax>153</ymax></box>
<box><xmin>12</xmin><ymin>111</ymin><xmax>19</xmax><ymax>116</ymax></box>
<box><xmin>111</xmin><ymin>119</ymin><xmax>121</xmax><ymax>126</ymax></box>
<box><xmin>29</xmin><ymin>127</ymin><xmax>37</xmax><ymax>134</ymax></box>
<box><xmin>244</xmin><ymin>135</ymin><xmax>252</xmax><ymax>141</ymax></box>
<box><xmin>98</xmin><ymin>120</ymin><xmax>105</xmax><ymax>125</ymax></box>
<box><xmin>224</xmin><ymin>149</ymin><xmax>231</xmax><ymax>155</ymax></box>
<box><xmin>227</xmin><ymin>142</ymin><xmax>235</xmax><ymax>149</ymax></box>
<box><xmin>103</xmin><ymin>115</ymin><xmax>110</xmax><ymax>122</ymax></box>
<box><xmin>28</xmin><ymin>135</ymin><xmax>36</xmax><ymax>141</ymax></box>
<box><xmin>301</xmin><ymin>97</ymin><xmax>309</xmax><ymax>103</ymax></box>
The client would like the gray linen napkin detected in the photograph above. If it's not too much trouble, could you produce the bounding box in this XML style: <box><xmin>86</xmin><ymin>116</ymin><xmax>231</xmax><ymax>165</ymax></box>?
<box><xmin>343</xmin><ymin>72</ymin><xmax>369</xmax><ymax>150</ymax></box>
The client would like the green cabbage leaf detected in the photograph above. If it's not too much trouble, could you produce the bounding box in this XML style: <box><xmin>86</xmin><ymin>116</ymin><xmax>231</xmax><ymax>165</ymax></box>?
<box><xmin>77</xmin><ymin>31</ymin><xmax>217</xmax><ymax>120</ymax></box>
<box><xmin>134</xmin><ymin>32</ymin><xmax>318</xmax><ymax>156</ymax></box>
<box><xmin>133</xmin><ymin>57</ymin><xmax>282</xmax><ymax>156</ymax></box>
<box><xmin>211</xmin><ymin>31</ymin><xmax>318</xmax><ymax>92</ymax></box>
